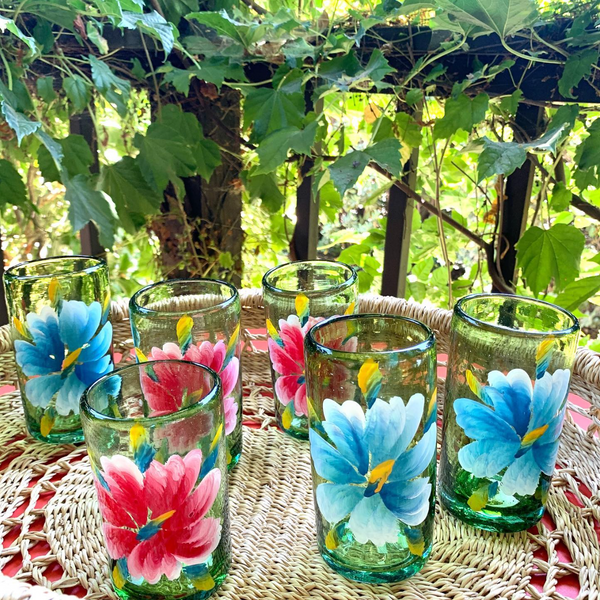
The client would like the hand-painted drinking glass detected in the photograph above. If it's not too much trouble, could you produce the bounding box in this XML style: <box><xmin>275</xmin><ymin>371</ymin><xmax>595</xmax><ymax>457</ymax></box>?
<box><xmin>81</xmin><ymin>360</ymin><xmax>230</xmax><ymax>600</ymax></box>
<box><xmin>129</xmin><ymin>279</ymin><xmax>242</xmax><ymax>469</ymax></box>
<box><xmin>3</xmin><ymin>255</ymin><xmax>112</xmax><ymax>444</ymax></box>
<box><xmin>263</xmin><ymin>260</ymin><xmax>358</xmax><ymax>439</ymax></box>
<box><xmin>439</xmin><ymin>293</ymin><xmax>580</xmax><ymax>533</ymax></box>
<box><xmin>305</xmin><ymin>314</ymin><xmax>438</xmax><ymax>583</ymax></box>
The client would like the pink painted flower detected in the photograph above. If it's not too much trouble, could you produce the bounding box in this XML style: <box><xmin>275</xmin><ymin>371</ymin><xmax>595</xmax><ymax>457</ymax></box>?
<box><xmin>148</xmin><ymin>341</ymin><xmax>240</xmax><ymax>435</ymax></box>
<box><xmin>268</xmin><ymin>315</ymin><xmax>322</xmax><ymax>417</ymax></box>
<box><xmin>94</xmin><ymin>450</ymin><xmax>221</xmax><ymax>584</ymax></box>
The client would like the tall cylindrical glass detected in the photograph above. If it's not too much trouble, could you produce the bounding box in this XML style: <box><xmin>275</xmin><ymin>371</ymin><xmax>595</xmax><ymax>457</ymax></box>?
<box><xmin>305</xmin><ymin>315</ymin><xmax>437</xmax><ymax>583</ymax></box>
<box><xmin>439</xmin><ymin>293</ymin><xmax>580</xmax><ymax>532</ymax></box>
<box><xmin>3</xmin><ymin>255</ymin><xmax>112</xmax><ymax>444</ymax></box>
<box><xmin>81</xmin><ymin>360</ymin><xmax>230</xmax><ymax>600</ymax></box>
<box><xmin>263</xmin><ymin>260</ymin><xmax>358</xmax><ymax>439</ymax></box>
<box><xmin>129</xmin><ymin>279</ymin><xmax>242</xmax><ymax>468</ymax></box>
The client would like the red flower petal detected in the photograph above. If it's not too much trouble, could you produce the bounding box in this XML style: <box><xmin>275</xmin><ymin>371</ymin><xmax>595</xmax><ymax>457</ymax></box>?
<box><xmin>224</xmin><ymin>395</ymin><xmax>238</xmax><ymax>435</ymax></box>
<box><xmin>128</xmin><ymin>538</ymin><xmax>182</xmax><ymax>584</ymax></box>
<box><xmin>275</xmin><ymin>375</ymin><xmax>300</xmax><ymax>406</ymax></box>
<box><xmin>220</xmin><ymin>357</ymin><xmax>239</xmax><ymax>399</ymax></box>
<box><xmin>102</xmin><ymin>523</ymin><xmax>138</xmax><ymax>560</ymax></box>
<box><xmin>268</xmin><ymin>339</ymin><xmax>302</xmax><ymax>376</ymax></box>
<box><xmin>294</xmin><ymin>382</ymin><xmax>308</xmax><ymax>416</ymax></box>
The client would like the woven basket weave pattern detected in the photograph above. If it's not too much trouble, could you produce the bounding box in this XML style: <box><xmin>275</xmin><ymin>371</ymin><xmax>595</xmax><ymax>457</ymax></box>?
<box><xmin>0</xmin><ymin>290</ymin><xmax>598</xmax><ymax>600</ymax></box>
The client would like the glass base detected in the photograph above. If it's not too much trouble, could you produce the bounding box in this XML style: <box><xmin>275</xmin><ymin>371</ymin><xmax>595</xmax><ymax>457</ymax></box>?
<box><xmin>28</xmin><ymin>426</ymin><xmax>84</xmax><ymax>445</ymax></box>
<box><xmin>440</xmin><ymin>487</ymin><xmax>543</xmax><ymax>533</ymax></box>
<box><xmin>320</xmin><ymin>546</ymin><xmax>430</xmax><ymax>583</ymax></box>
<box><xmin>114</xmin><ymin>571</ymin><xmax>227</xmax><ymax>600</ymax></box>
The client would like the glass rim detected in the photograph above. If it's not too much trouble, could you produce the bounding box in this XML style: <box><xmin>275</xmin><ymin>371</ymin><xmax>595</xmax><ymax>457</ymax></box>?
<box><xmin>262</xmin><ymin>259</ymin><xmax>357</xmax><ymax>298</ymax></box>
<box><xmin>80</xmin><ymin>359</ymin><xmax>222</xmax><ymax>427</ymax></box>
<box><xmin>4</xmin><ymin>255</ymin><xmax>107</xmax><ymax>281</ymax></box>
<box><xmin>130</xmin><ymin>278</ymin><xmax>239</xmax><ymax>318</ymax></box>
<box><xmin>306</xmin><ymin>313</ymin><xmax>436</xmax><ymax>359</ymax></box>
<box><xmin>455</xmin><ymin>293</ymin><xmax>580</xmax><ymax>338</ymax></box>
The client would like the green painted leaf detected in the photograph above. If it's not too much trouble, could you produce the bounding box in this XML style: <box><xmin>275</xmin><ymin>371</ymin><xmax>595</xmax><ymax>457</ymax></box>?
<box><xmin>0</xmin><ymin>158</ymin><xmax>28</xmax><ymax>209</ymax></box>
<box><xmin>558</xmin><ymin>48</ymin><xmax>598</xmax><ymax>99</ymax></box>
<box><xmin>243</xmin><ymin>86</ymin><xmax>305</xmax><ymax>142</ymax></box>
<box><xmin>550</xmin><ymin>182</ymin><xmax>573</xmax><ymax>212</ymax></box>
<box><xmin>63</xmin><ymin>75</ymin><xmax>91</xmax><ymax>112</ymax></box>
<box><xmin>516</xmin><ymin>224</ymin><xmax>585</xmax><ymax>295</ymax></box>
<box><xmin>366</xmin><ymin>138</ymin><xmax>403</xmax><ymax>179</ymax></box>
<box><xmin>89</xmin><ymin>56</ymin><xmax>131</xmax><ymax>117</ymax></box>
<box><xmin>36</xmin><ymin>77</ymin><xmax>57</xmax><ymax>103</ymax></box>
<box><xmin>554</xmin><ymin>276</ymin><xmax>600</xmax><ymax>311</ymax></box>
<box><xmin>434</xmin><ymin>93</ymin><xmax>489</xmax><ymax>139</ymax></box>
<box><xmin>1</xmin><ymin>102</ymin><xmax>40</xmax><ymax>145</ymax></box>
<box><xmin>100</xmin><ymin>156</ymin><xmax>163</xmax><ymax>233</ymax></box>
<box><xmin>193</xmin><ymin>138</ymin><xmax>222</xmax><ymax>181</ymax></box>
<box><xmin>120</xmin><ymin>11</ymin><xmax>174</xmax><ymax>54</ymax></box>
<box><xmin>65</xmin><ymin>174</ymin><xmax>115</xmax><ymax>248</ymax></box>
<box><xmin>328</xmin><ymin>151</ymin><xmax>370</xmax><ymax>198</ymax></box>
<box><xmin>38</xmin><ymin>134</ymin><xmax>93</xmax><ymax>182</ymax></box>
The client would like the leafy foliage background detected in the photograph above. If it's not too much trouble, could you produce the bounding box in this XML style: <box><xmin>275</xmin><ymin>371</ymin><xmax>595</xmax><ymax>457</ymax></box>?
<box><xmin>1</xmin><ymin>0</ymin><xmax>600</xmax><ymax>347</ymax></box>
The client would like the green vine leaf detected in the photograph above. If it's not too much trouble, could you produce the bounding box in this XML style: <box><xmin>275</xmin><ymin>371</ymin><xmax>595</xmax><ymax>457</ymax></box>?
<box><xmin>558</xmin><ymin>48</ymin><xmax>598</xmax><ymax>99</ymax></box>
<box><xmin>1</xmin><ymin>101</ymin><xmax>40</xmax><ymax>145</ymax></box>
<box><xmin>244</xmin><ymin>171</ymin><xmax>284</xmax><ymax>213</ymax></box>
<box><xmin>554</xmin><ymin>276</ymin><xmax>600</xmax><ymax>312</ymax></box>
<box><xmin>36</xmin><ymin>77</ymin><xmax>57</xmax><ymax>103</ymax></box>
<box><xmin>89</xmin><ymin>56</ymin><xmax>131</xmax><ymax>116</ymax></box>
<box><xmin>329</xmin><ymin>151</ymin><xmax>370</xmax><ymax>198</ymax></box>
<box><xmin>120</xmin><ymin>11</ymin><xmax>175</xmax><ymax>55</ymax></box>
<box><xmin>243</xmin><ymin>86</ymin><xmax>305</xmax><ymax>142</ymax></box>
<box><xmin>516</xmin><ymin>224</ymin><xmax>585</xmax><ymax>295</ymax></box>
<box><xmin>434</xmin><ymin>93</ymin><xmax>489</xmax><ymax>139</ymax></box>
<box><xmin>194</xmin><ymin>138</ymin><xmax>222</xmax><ymax>181</ymax></box>
<box><xmin>366</xmin><ymin>138</ymin><xmax>404</xmax><ymax>178</ymax></box>
<box><xmin>577</xmin><ymin>118</ymin><xmax>600</xmax><ymax>171</ymax></box>
<box><xmin>37</xmin><ymin>134</ymin><xmax>94</xmax><ymax>183</ymax></box>
<box><xmin>550</xmin><ymin>182</ymin><xmax>573</xmax><ymax>212</ymax></box>
<box><xmin>256</xmin><ymin>123</ymin><xmax>317</xmax><ymax>174</ymax></box>
<box><xmin>0</xmin><ymin>16</ymin><xmax>39</xmax><ymax>56</ymax></box>
<box><xmin>63</xmin><ymin>75</ymin><xmax>91</xmax><ymax>112</ymax></box>
<box><xmin>64</xmin><ymin>174</ymin><xmax>115</xmax><ymax>248</ymax></box>
<box><xmin>0</xmin><ymin>158</ymin><xmax>28</xmax><ymax>209</ymax></box>
<box><xmin>100</xmin><ymin>156</ymin><xmax>163</xmax><ymax>233</ymax></box>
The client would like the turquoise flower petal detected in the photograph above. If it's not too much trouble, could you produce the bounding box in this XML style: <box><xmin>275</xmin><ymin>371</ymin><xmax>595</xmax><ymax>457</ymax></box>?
<box><xmin>322</xmin><ymin>399</ymin><xmax>368</xmax><ymax>475</ymax></box>
<box><xmin>347</xmin><ymin>494</ymin><xmax>399</xmax><ymax>546</ymax></box>
<box><xmin>79</xmin><ymin>322</ymin><xmax>112</xmax><ymax>363</ymax></box>
<box><xmin>309</xmin><ymin>428</ymin><xmax>366</xmax><ymax>485</ymax></box>
<box><xmin>379</xmin><ymin>477</ymin><xmax>431</xmax><ymax>526</ymax></box>
<box><xmin>487</xmin><ymin>370</ymin><xmax>532</xmax><ymax>436</ymax></box>
<box><xmin>500</xmin><ymin>450</ymin><xmax>541</xmax><ymax>496</ymax></box>
<box><xmin>365</xmin><ymin>395</ymin><xmax>422</xmax><ymax>467</ymax></box>
<box><xmin>530</xmin><ymin>370</ymin><xmax>570</xmax><ymax>430</ymax></box>
<box><xmin>59</xmin><ymin>301</ymin><xmax>102</xmax><ymax>349</ymax></box>
<box><xmin>56</xmin><ymin>371</ymin><xmax>88</xmax><ymax>416</ymax></box>
<box><xmin>458</xmin><ymin>438</ymin><xmax>521</xmax><ymax>478</ymax></box>
<box><xmin>532</xmin><ymin>440</ymin><xmax>560</xmax><ymax>476</ymax></box>
<box><xmin>454</xmin><ymin>398</ymin><xmax>520</xmax><ymax>442</ymax></box>
<box><xmin>316</xmin><ymin>483</ymin><xmax>364</xmax><ymax>523</ymax></box>
<box><xmin>24</xmin><ymin>373</ymin><xmax>63</xmax><ymax>408</ymax></box>
<box><xmin>390</xmin><ymin>423</ymin><xmax>436</xmax><ymax>482</ymax></box>
<box><xmin>15</xmin><ymin>309</ymin><xmax>63</xmax><ymax>376</ymax></box>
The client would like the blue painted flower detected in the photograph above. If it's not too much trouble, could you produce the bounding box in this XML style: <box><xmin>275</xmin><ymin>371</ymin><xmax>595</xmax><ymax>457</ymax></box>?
<box><xmin>455</xmin><ymin>368</ymin><xmax>570</xmax><ymax>497</ymax></box>
<box><xmin>15</xmin><ymin>301</ymin><xmax>113</xmax><ymax>416</ymax></box>
<box><xmin>309</xmin><ymin>395</ymin><xmax>436</xmax><ymax>547</ymax></box>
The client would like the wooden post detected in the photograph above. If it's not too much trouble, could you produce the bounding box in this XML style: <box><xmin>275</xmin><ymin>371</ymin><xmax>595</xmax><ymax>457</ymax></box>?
<box><xmin>381</xmin><ymin>135</ymin><xmax>419</xmax><ymax>298</ymax></box>
<box><xmin>496</xmin><ymin>104</ymin><xmax>544</xmax><ymax>288</ymax></box>
<box><xmin>69</xmin><ymin>110</ymin><xmax>104</xmax><ymax>257</ymax></box>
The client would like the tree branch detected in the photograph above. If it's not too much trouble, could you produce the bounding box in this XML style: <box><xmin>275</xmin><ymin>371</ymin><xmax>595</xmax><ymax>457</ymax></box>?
<box><xmin>530</xmin><ymin>155</ymin><xmax>600</xmax><ymax>222</ymax></box>
<box><xmin>368</xmin><ymin>161</ymin><xmax>515</xmax><ymax>294</ymax></box>
<box><xmin>240</xmin><ymin>0</ymin><xmax>268</xmax><ymax>15</ymax></box>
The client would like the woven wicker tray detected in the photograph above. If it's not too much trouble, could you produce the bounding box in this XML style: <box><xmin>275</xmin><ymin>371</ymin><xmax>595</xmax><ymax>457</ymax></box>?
<box><xmin>0</xmin><ymin>291</ymin><xmax>598</xmax><ymax>600</ymax></box>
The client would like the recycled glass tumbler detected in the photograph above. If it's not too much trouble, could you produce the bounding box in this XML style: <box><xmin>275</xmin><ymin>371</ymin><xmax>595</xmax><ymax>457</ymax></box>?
<box><xmin>439</xmin><ymin>293</ymin><xmax>580</xmax><ymax>533</ymax></box>
<box><xmin>3</xmin><ymin>255</ymin><xmax>113</xmax><ymax>444</ymax></box>
<box><xmin>81</xmin><ymin>360</ymin><xmax>230</xmax><ymax>600</ymax></box>
<box><xmin>129</xmin><ymin>279</ymin><xmax>242</xmax><ymax>468</ymax></box>
<box><xmin>305</xmin><ymin>314</ymin><xmax>438</xmax><ymax>583</ymax></box>
<box><xmin>263</xmin><ymin>260</ymin><xmax>358</xmax><ymax>440</ymax></box>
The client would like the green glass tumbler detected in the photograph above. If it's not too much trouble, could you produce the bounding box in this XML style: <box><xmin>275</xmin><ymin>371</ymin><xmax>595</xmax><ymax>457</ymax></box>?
<box><xmin>129</xmin><ymin>279</ymin><xmax>242</xmax><ymax>468</ymax></box>
<box><xmin>439</xmin><ymin>293</ymin><xmax>580</xmax><ymax>533</ymax></box>
<box><xmin>305</xmin><ymin>315</ymin><xmax>438</xmax><ymax>583</ymax></box>
<box><xmin>81</xmin><ymin>360</ymin><xmax>230</xmax><ymax>600</ymax></box>
<box><xmin>3</xmin><ymin>255</ymin><xmax>113</xmax><ymax>444</ymax></box>
<box><xmin>263</xmin><ymin>260</ymin><xmax>358</xmax><ymax>440</ymax></box>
